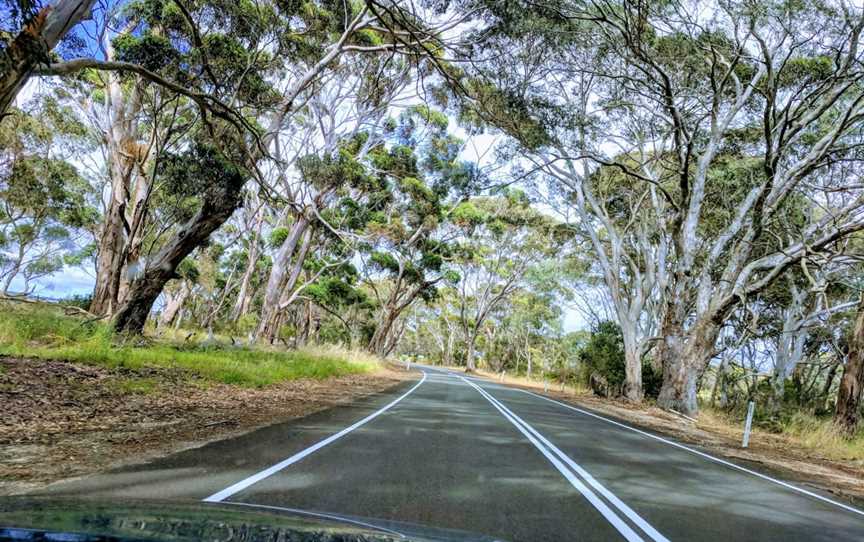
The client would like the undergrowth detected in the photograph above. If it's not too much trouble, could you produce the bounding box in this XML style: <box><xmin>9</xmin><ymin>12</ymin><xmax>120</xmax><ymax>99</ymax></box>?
<box><xmin>699</xmin><ymin>406</ymin><xmax>864</xmax><ymax>462</ymax></box>
<box><xmin>0</xmin><ymin>301</ymin><xmax>379</xmax><ymax>387</ymax></box>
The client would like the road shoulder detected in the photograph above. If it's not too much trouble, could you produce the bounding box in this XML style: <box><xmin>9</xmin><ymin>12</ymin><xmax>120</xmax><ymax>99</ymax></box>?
<box><xmin>0</xmin><ymin>355</ymin><xmax>414</xmax><ymax>496</ymax></box>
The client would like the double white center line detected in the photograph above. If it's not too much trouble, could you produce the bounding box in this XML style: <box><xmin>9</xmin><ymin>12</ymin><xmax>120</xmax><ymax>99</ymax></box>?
<box><xmin>461</xmin><ymin>377</ymin><xmax>669</xmax><ymax>542</ymax></box>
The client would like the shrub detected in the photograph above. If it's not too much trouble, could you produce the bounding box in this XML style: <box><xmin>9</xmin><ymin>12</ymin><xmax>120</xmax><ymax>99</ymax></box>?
<box><xmin>579</xmin><ymin>321</ymin><xmax>662</xmax><ymax>399</ymax></box>
<box><xmin>579</xmin><ymin>321</ymin><xmax>626</xmax><ymax>396</ymax></box>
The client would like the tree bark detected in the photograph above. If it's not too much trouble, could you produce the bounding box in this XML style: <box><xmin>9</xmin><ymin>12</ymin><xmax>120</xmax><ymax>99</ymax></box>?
<box><xmin>89</xmin><ymin>172</ymin><xmax>128</xmax><ymax>315</ymax></box>
<box><xmin>621</xmin><ymin>326</ymin><xmax>643</xmax><ymax>401</ymax></box>
<box><xmin>656</xmin><ymin>318</ymin><xmax>719</xmax><ymax>416</ymax></box>
<box><xmin>368</xmin><ymin>306</ymin><xmax>398</xmax><ymax>357</ymax></box>
<box><xmin>1</xmin><ymin>0</ymin><xmax>96</xmax><ymax>117</ymax></box>
<box><xmin>465</xmin><ymin>330</ymin><xmax>478</xmax><ymax>372</ymax></box>
<box><xmin>113</xmin><ymin>177</ymin><xmax>243</xmax><ymax>334</ymax></box>
<box><xmin>89</xmin><ymin>67</ymin><xmax>147</xmax><ymax>315</ymax></box>
<box><xmin>834</xmin><ymin>296</ymin><xmax>864</xmax><ymax>435</ymax></box>
<box><xmin>256</xmin><ymin>215</ymin><xmax>310</xmax><ymax>341</ymax></box>
<box><xmin>159</xmin><ymin>281</ymin><xmax>190</xmax><ymax>329</ymax></box>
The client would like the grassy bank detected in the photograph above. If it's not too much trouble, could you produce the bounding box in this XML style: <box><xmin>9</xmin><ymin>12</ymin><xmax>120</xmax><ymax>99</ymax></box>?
<box><xmin>0</xmin><ymin>301</ymin><xmax>379</xmax><ymax>387</ymax></box>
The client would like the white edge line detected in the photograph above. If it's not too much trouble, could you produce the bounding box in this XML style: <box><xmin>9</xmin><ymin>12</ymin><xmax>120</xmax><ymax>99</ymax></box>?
<box><xmin>476</xmin><ymin>383</ymin><xmax>669</xmax><ymax>542</ymax></box>
<box><xmin>202</xmin><ymin>371</ymin><xmax>427</xmax><ymax>503</ymax></box>
<box><xmin>518</xmin><ymin>388</ymin><xmax>864</xmax><ymax>518</ymax></box>
<box><xmin>216</xmin><ymin>501</ymin><xmax>407</xmax><ymax>538</ymax></box>
<box><xmin>460</xmin><ymin>377</ymin><xmax>646</xmax><ymax>542</ymax></box>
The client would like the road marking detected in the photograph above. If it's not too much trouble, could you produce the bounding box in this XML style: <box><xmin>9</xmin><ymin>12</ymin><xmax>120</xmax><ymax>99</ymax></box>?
<box><xmin>217</xmin><ymin>501</ymin><xmax>407</xmax><ymax>538</ymax></box>
<box><xmin>462</xmin><ymin>377</ymin><xmax>665</xmax><ymax>542</ymax></box>
<box><xmin>517</xmin><ymin>389</ymin><xmax>864</xmax><ymax>519</ymax></box>
<box><xmin>203</xmin><ymin>371</ymin><xmax>428</xmax><ymax>503</ymax></box>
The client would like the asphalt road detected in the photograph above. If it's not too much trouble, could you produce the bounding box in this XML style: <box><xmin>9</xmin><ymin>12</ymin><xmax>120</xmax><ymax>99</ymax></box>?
<box><xmin>41</xmin><ymin>366</ymin><xmax>864</xmax><ymax>541</ymax></box>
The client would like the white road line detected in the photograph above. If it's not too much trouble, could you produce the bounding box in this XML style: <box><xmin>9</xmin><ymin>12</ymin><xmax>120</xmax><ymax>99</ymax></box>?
<box><xmin>203</xmin><ymin>371</ymin><xmax>428</xmax><ymax>503</ymax></box>
<box><xmin>216</xmin><ymin>501</ymin><xmax>407</xmax><ymax>539</ymax></box>
<box><xmin>468</xmin><ymin>378</ymin><xmax>669</xmax><ymax>542</ymax></box>
<box><xmin>460</xmin><ymin>377</ymin><xmax>648</xmax><ymax>542</ymax></box>
<box><xmin>482</xmin><ymin>387</ymin><xmax>670</xmax><ymax>542</ymax></box>
<box><xmin>517</xmin><ymin>389</ymin><xmax>864</xmax><ymax>519</ymax></box>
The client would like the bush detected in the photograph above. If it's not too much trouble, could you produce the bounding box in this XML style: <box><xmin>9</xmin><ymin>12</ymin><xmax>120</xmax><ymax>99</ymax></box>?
<box><xmin>642</xmin><ymin>360</ymin><xmax>663</xmax><ymax>399</ymax></box>
<box><xmin>579</xmin><ymin>321</ymin><xmax>662</xmax><ymax>399</ymax></box>
<box><xmin>579</xmin><ymin>321</ymin><xmax>626</xmax><ymax>396</ymax></box>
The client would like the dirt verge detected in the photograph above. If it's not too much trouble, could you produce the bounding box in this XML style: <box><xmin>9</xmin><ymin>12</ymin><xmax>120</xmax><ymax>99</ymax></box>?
<box><xmin>0</xmin><ymin>356</ymin><xmax>411</xmax><ymax>496</ymax></box>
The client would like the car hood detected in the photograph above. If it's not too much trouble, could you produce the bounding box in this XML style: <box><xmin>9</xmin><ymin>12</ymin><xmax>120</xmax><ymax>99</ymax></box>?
<box><xmin>0</xmin><ymin>497</ymin><xmax>506</xmax><ymax>542</ymax></box>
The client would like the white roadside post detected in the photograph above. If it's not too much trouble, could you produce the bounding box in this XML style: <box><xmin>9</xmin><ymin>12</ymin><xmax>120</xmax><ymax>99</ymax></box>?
<box><xmin>405</xmin><ymin>359</ymin><xmax>410</xmax><ymax>370</ymax></box>
<box><xmin>742</xmin><ymin>401</ymin><xmax>755</xmax><ymax>448</ymax></box>
<box><xmin>544</xmin><ymin>380</ymin><xmax>549</xmax><ymax>393</ymax></box>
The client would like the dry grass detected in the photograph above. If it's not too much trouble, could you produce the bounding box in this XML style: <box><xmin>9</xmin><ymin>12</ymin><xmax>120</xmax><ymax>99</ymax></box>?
<box><xmin>436</xmin><ymin>363</ymin><xmax>591</xmax><ymax>395</ymax></box>
<box><xmin>698</xmin><ymin>407</ymin><xmax>864</xmax><ymax>462</ymax></box>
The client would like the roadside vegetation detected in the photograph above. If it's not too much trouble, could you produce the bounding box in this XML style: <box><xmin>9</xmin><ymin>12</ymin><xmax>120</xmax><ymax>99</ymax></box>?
<box><xmin>0</xmin><ymin>301</ymin><xmax>378</xmax><ymax>387</ymax></box>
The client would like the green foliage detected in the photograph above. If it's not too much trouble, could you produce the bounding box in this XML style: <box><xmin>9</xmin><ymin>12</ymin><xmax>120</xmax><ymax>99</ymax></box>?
<box><xmin>459</xmin><ymin>80</ymin><xmax>553</xmax><ymax>150</ymax></box>
<box><xmin>778</xmin><ymin>56</ymin><xmax>834</xmax><ymax>87</ymax></box>
<box><xmin>113</xmin><ymin>33</ymin><xmax>179</xmax><ymax>72</ymax></box>
<box><xmin>0</xmin><ymin>302</ymin><xmax>376</xmax><ymax>387</ymax></box>
<box><xmin>370</xmin><ymin>251</ymin><xmax>400</xmax><ymax>273</ymax></box>
<box><xmin>408</xmin><ymin>104</ymin><xmax>449</xmax><ymax>131</ymax></box>
<box><xmin>156</xmin><ymin>141</ymin><xmax>248</xmax><ymax>221</ymax></box>
<box><xmin>451</xmin><ymin>201</ymin><xmax>486</xmax><ymax>227</ymax></box>
<box><xmin>579</xmin><ymin>320</ymin><xmax>626</xmax><ymax>391</ymax></box>
<box><xmin>175</xmin><ymin>257</ymin><xmax>200</xmax><ymax>282</ymax></box>
<box><xmin>269</xmin><ymin>227</ymin><xmax>291</xmax><ymax>248</ymax></box>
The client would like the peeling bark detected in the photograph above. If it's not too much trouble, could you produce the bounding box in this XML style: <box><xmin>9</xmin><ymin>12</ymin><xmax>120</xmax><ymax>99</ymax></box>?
<box><xmin>1</xmin><ymin>0</ymin><xmax>96</xmax><ymax>117</ymax></box>
<box><xmin>834</xmin><ymin>296</ymin><xmax>864</xmax><ymax>435</ymax></box>
<box><xmin>113</xmin><ymin>177</ymin><xmax>244</xmax><ymax>334</ymax></box>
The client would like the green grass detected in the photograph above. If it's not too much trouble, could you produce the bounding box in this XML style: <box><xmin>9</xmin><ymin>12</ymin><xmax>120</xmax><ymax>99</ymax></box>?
<box><xmin>0</xmin><ymin>301</ymin><xmax>379</xmax><ymax>387</ymax></box>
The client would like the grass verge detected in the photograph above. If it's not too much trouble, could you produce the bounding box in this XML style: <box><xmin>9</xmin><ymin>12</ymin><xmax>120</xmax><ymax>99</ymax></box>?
<box><xmin>0</xmin><ymin>301</ymin><xmax>378</xmax><ymax>387</ymax></box>
<box><xmin>699</xmin><ymin>406</ymin><xmax>864</xmax><ymax>462</ymax></box>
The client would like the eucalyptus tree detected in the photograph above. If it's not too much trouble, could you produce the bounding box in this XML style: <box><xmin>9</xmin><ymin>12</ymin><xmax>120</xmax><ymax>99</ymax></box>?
<box><xmin>761</xmin><ymin>260</ymin><xmax>859</xmax><ymax>408</ymax></box>
<box><xmin>255</xmin><ymin>134</ymin><xmax>380</xmax><ymax>342</ymax></box>
<box><xmin>5</xmin><ymin>0</ymin><xmax>479</xmax><ymax>335</ymax></box>
<box><xmin>451</xmin><ymin>191</ymin><xmax>559</xmax><ymax>371</ymax></box>
<box><xmin>459</xmin><ymin>0</ymin><xmax>864</xmax><ymax>414</ymax></box>
<box><xmin>578</xmin><ymin>1</ymin><xmax>864</xmax><ymax>415</ymax></box>
<box><xmin>0</xmin><ymin>93</ymin><xmax>98</xmax><ymax>295</ymax></box>
<box><xmin>253</xmin><ymin>47</ymin><xmax>415</xmax><ymax>342</ymax></box>
<box><xmin>360</xmin><ymin>107</ymin><xmax>476</xmax><ymax>357</ymax></box>
<box><xmin>446</xmin><ymin>2</ymin><xmax>670</xmax><ymax>399</ymax></box>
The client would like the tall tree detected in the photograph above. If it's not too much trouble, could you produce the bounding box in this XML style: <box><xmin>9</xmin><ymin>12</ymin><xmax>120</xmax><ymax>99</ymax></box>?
<box><xmin>451</xmin><ymin>191</ymin><xmax>556</xmax><ymax>371</ymax></box>
<box><xmin>0</xmin><ymin>94</ymin><xmax>97</xmax><ymax>295</ymax></box>
<box><xmin>461</xmin><ymin>0</ymin><xmax>864</xmax><ymax>414</ymax></box>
